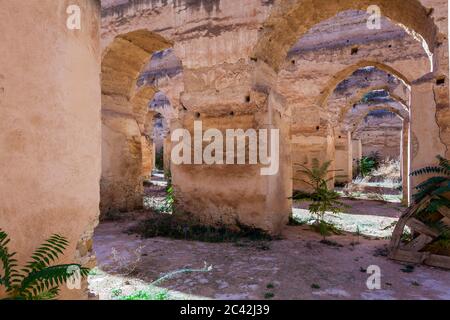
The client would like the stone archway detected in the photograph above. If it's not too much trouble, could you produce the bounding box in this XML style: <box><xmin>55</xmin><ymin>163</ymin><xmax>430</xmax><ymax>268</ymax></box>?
<box><xmin>339</xmin><ymin>101</ymin><xmax>411</xmax><ymax>203</ymax></box>
<box><xmin>249</xmin><ymin>0</ymin><xmax>446</xmax><ymax>232</ymax></box>
<box><xmin>252</xmin><ymin>0</ymin><xmax>437</xmax><ymax>72</ymax></box>
<box><xmin>100</xmin><ymin>30</ymin><xmax>173</xmax><ymax>217</ymax></box>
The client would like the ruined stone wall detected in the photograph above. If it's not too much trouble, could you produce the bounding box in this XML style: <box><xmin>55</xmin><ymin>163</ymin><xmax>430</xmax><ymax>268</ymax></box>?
<box><xmin>354</xmin><ymin>111</ymin><xmax>403</xmax><ymax>159</ymax></box>
<box><xmin>0</xmin><ymin>0</ymin><xmax>101</xmax><ymax>299</ymax></box>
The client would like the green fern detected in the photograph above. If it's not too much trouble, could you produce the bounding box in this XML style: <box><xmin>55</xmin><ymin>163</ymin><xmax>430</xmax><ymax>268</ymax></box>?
<box><xmin>411</xmin><ymin>156</ymin><xmax>450</xmax><ymax>211</ymax></box>
<box><xmin>411</xmin><ymin>156</ymin><xmax>450</xmax><ymax>228</ymax></box>
<box><xmin>0</xmin><ymin>230</ymin><xmax>90</xmax><ymax>300</ymax></box>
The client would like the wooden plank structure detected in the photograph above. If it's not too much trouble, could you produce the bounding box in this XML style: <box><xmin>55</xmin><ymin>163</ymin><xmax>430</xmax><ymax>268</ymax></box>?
<box><xmin>389</xmin><ymin>196</ymin><xmax>450</xmax><ymax>269</ymax></box>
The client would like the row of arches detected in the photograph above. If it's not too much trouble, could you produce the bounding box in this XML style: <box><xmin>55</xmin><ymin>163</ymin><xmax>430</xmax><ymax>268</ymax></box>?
<box><xmin>99</xmin><ymin>0</ymin><xmax>449</xmax><ymax>234</ymax></box>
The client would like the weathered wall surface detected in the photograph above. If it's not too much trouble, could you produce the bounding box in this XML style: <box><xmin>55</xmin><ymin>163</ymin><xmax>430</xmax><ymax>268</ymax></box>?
<box><xmin>354</xmin><ymin>111</ymin><xmax>403</xmax><ymax>159</ymax></box>
<box><xmin>0</xmin><ymin>0</ymin><xmax>101</xmax><ymax>299</ymax></box>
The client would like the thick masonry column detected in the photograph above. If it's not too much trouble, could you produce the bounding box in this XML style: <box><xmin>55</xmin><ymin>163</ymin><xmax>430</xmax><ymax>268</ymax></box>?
<box><xmin>401</xmin><ymin>120</ymin><xmax>411</xmax><ymax>205</ymax></box>
<box><xmin>335</xmin><ymin>131</ymin><xmax>353</xmax><ymax>183</ymax></box>
<box><xmin>410</xmin><ymin>81</ymin><xmax>447</xmax><ymax>189</ymax></box>
<box><xmin>0</xmin><ymin>0</ymin><xmax>101</xmax><ymax>299</ymax></box>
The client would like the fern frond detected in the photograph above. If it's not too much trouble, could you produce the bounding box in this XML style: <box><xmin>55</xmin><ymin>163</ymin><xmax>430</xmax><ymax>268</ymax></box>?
<box><xmin>437</xmin><ymin>155</ymin><xmax>450</xmax><ymax>173</ymax></box>
<box><xmin>427</xmin><ymin>197</ymin><xmax>450</xmax><ymax>212</ymax></box>
<box><xmin>0</xmin><ymin>229</ymin><xmax>19</xmax><ymax>291</ymax></box>
<box><xmin>21</xmin><ymin>234</ymin><xmax>69</xmax><ymax>276</ymax></box>
<box><xmin>415</xmin><ymin>176</ymin><xmax>447</xmax><ymax>191</ymax></box>
<box><xmin>432</xmin><ymin>182</ymin><xmax>450</xmax><ymax>197</ymax></box>
<box><xmin>411</xmin><ymin>166</ymin><xmax>449</xmax><ymax>176</ymax></box>
<box><xmin>20</xmin><ymin>264</ymin><xmax>89</xmax><ymax>299</ymax></box>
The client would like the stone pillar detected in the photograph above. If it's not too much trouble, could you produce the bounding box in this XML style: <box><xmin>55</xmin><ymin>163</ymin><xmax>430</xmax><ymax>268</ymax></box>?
<box><xmin>0</xmin><ymin>0</ymin><xmax>101</xmax><ymax>299</ymax></box>
<box><xmin>163</xmin><ymin>136</ymin><xmax>171</xmax><ymax>176</ymax></box>
<box><xmin>152</xmin><ymin>141</ymin><xmax>156</xmax><ymax>169</ymax></box>
<box><xmin>171</xmin><ymin>61</ymin><xmax>291</xmax><ymax>235</ymax></box>
<box><xmin>141</xmin><ymin>136</ymin><xmax>153</xmax><ymax>179</ymax></box>
<box><xmin>101</xmin><ymin>113</ymin><xmax>144</xmax><ymax>215</ymax></box>
<box><xmin>352</xmin><ymin>139</ymin><xmax>362</xmax><ymax>175</ymax></box>
<box><xmin>335</xmin><ymin>131</ymin><xmax>353</xmax><ymax>184</ymax></box>
<box><xmin>410</xmin><ymin>82</ymin><xmax>447</xmax><ymax>190</ymax></box>
<box><xmin>401</xmin><ymin>120</ymin><xmax>411</xmax><ymax>205</ymax></box>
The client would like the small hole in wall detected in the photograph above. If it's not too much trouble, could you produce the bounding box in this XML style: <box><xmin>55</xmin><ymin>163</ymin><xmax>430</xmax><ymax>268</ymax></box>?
<box><xmin>436</xmin><ymin>77</ymin><xmax>446</xmax><ymax>86</ymax></box>
<box><xmin>230</xmin><ymin>111</ymin><xmax>235</xmax><ymax>116</ymax></box>
<box><xmin>353</xmin><ymin>104</ymin><xmax>357</xmax><ymax>109</ymax></box>
<box><xmin>291</xmin><ymin>60</ymin><xmax>296</xmax><ymax>65</ymax></box>
<box><xmin>245</xmin><ymin>95</ymin><xmax>251</xmax><ymax>103</ymax></box>
<box><xmin>195</xmin><ymin>112</ymin><xmax>201</xmax><ymax>119</ymax></box>
<box><xmin>351</xmin><ymin>47</ymin><xmax>358</xmax><ymax>55</ymax></box>
<box><xmin>388</xmin><ymin>44</ymin><xmax>392</xmax><ymax>48</ymax></box>
<box><xmin>316</xmin><ymin>126</ymin><xmax>320</xmax><ymax>131</ymax></box>
<box><xmin>338</xmin><ymin>136</ymin><xmax>342</xmax><ymax>139</ymax></box>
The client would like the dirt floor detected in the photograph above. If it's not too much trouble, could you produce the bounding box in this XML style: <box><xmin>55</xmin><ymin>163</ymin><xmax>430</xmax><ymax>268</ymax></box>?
<box><xmin>89</xmin><ymin>202</ymin><xmax>450</xmax><ymax>300</ymax></box>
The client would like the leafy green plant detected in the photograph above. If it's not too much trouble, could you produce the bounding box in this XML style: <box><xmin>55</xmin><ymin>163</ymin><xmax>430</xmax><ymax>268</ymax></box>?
<box><xmin>155</xmin><ymin>171</ymin><xmax>175</xmax><ymax>214</ymax></box>
<box><xmin>293</xmin><ymin>159</ymin><xmax>348</xmax><ymax>238</ymax></box>
<box><xmin>411</xmin><ymin>155</ymin><xmax>450</xmax><ymax>212</ymax></box>
<box><xmin>359</xmin><ymin>157</ymin><xmax>376</xmax><ymax>177</ymax></box>
<box><xmin>0</xmin><ymin>229</ymin><xmax>89</xmax><ymax>300</ymax></box>
<box><xmin>357</xmin><ymin>152</ymin><xmax>381</xmax><ymax>177</ymax></box>
<box><xmin>403</xmin><ymin>156</ymin><xmax>450</xmax><ymax>254</ymax></box>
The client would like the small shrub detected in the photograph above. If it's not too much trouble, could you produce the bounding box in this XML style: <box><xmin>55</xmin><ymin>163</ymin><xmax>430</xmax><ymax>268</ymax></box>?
<box><xmin>293</xmin><ymin>159</ymin><xmax>348</xmax><ymax>238</ymax></box>
<box><xmin>264</xmin><ymin>292</ymin><xmax>275</xmax><ymax>299</ymax></box>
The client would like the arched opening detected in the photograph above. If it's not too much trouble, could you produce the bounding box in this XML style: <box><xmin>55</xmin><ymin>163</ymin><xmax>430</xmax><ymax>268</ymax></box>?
<box><xmin>100</xmin><ymin>30</ymin><xmax>179</xmax><ymax>219</ymax></box>
<box><xmin>264</xmin><ymin>5</ymin><xmax>440</xmax><ymax>238</ymax></box>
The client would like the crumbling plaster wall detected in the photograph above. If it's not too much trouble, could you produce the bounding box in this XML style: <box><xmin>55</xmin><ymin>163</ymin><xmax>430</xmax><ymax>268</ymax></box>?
<box><xmin>0</xmin><ymin>0</ymin><xmax>101</xmax><ymax>299</ymax></box>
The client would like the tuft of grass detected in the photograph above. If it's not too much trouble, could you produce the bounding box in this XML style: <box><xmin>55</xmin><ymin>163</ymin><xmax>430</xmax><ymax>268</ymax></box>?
<box><xmin>264</xmin><ymin>292</ymin><xmax>275</xmax><ymax>299</ymax></box>
<box><xmin>401</xmin><ymin>265</ymin><xmax>415</xmax><ymax>273</ymax></box>
<box><xmin>311</xmin><ymin>284</ymin><xmax>321</xmax><ymax>289</ymax></box>
<box><xmin>118</xmin><ymin>289</ymin><xmax>169</xmax><ymax>300</ymax></box>
<box><xmin>266</xmin><ymin>283</ymin><xmax>275</xmax><ymax>289</ymax></box>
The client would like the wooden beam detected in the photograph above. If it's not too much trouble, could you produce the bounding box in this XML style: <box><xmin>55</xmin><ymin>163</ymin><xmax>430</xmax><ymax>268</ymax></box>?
<box><xmin>389</xmin><ymin>249</ymin><xmax>429</xmax><ymax>264</ymax></box>
<box><xmin>403</xmin><ymin>234</ymin><xmax>434</xmax><ymax>252</ymax></box>
<box><xmin>406</xmin><ymin>218</ymin><xmax>440</xmax><ymax>238</ymax></box>
<box><xmin>389</xmin><ymin>197</ymin><xmax>431</xmax><ymax>251</ymax></box>
<box><xmin>437</xmin><ymin>206</ymin><xmax>450</xmax><ymax>220</ymax></box>
<box><xmin>424</xmin><ymin>254</ymin><xmax>450</xmax><ymax>270</ymax></box>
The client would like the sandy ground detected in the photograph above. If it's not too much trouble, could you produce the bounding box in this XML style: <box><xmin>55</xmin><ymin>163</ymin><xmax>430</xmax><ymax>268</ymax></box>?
<box><xmin>89</xmin><ymin>202</ymin><xmax>450</xmax><ymax>300</ymax></box>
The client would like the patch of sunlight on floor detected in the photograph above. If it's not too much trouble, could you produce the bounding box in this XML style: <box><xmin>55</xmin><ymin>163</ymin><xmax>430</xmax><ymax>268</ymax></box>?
<box><xmin>88</xmin><ymin>268</ymin><xmax>210</xmax><ymax>300</ymax></box>
<box><xmin>292</xmin><ymin>208</ymin><xmax>398</xmax><ymax>239</ymax></box>
<box><xmin>336</xmin><ymin>190</ymin><xmax>402</xmax><ymax>203</ymax></box>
